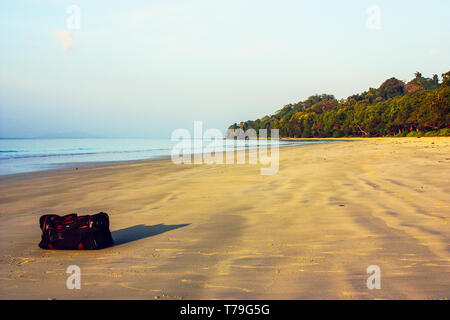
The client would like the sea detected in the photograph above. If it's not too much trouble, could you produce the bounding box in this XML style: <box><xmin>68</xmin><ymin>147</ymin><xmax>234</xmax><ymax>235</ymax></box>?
<box><xmin>0</xmin><ymin>138</ymin><xmax>338</xmax><ymax>176</ymax></box>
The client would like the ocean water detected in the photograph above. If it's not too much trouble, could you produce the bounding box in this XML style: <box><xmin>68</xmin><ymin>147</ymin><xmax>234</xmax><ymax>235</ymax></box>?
<box><xmin>0</xmin><ymin>138</ymin><xmax>335</xmax><ymax>176</ymax></box>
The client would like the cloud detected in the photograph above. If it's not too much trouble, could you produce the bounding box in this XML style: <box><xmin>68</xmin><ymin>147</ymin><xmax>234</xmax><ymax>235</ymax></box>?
<box><xmin>54</xmin><ymin>30</ymin><xmax>74</xmax><ymax>51</ymax></box>
<box><xmin>127</xmin><ymin>7</ymin><xmax>177</xmax><ymax>28</ymax></box>
<box><xmin>158</xmin><ymin>36</ymin><xmax>252</xmax><ymax>59</ymax></box>
<box><xmin>428</xmin><ymin>48</ymin><xmax>440</xmax><ymax>56</ymax></box>
<box><xmin>156</xmin><ymin>36</ymin><xmax>289</xmax><ymax>60</ymax></box>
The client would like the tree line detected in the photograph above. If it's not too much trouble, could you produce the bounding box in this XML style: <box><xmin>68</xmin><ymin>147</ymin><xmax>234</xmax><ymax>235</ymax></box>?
<box><xmin>229</xmin><ymin>71</ymin><xmax>450</xmax><ymax>137</ymax></box>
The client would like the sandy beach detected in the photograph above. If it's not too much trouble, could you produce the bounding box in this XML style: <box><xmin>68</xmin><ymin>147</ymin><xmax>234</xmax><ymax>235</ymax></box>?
<box><xmin>0</xmin><ymin>137</ymin><xmax>449</xmax><ymax>300</ymax></box>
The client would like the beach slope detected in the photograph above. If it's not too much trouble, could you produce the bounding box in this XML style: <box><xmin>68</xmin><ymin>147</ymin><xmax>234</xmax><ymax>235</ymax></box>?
<box><xmin>0</xmin><ymin>138</ymin><xmax>449</xmax><ymax>299</ymax></box>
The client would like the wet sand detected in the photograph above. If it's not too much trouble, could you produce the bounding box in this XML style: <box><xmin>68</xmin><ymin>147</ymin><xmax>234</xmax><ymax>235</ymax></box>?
<box><xmin>0</xmin><ymin>137</ymin><xmax>449</xmax><ymax>299</ymax></box>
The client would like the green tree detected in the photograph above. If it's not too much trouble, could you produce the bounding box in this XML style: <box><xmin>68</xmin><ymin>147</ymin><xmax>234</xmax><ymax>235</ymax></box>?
<box><xmin>230</xmin><ymin>71</ymin><xmax>450</xmax><ymax>138</ymax></box>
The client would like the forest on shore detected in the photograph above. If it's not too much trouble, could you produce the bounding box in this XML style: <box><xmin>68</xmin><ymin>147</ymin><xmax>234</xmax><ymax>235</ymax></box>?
<box><xmin>229</xmin><ymin>71</ymin><xmax>450</xmax><ymax>137</ymax></box>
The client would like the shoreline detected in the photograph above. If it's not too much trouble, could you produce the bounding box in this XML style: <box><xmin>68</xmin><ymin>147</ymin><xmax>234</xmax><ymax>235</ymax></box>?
<box><xmin>0</xmin><ymin>137</ymin><xmax>449</xmax><ymax>299</ymax></box>
<box><xmin>3</xmin><ymin>136</ymin><xmax>444</xmax><ymax>178</ymax></box>
<box><xmin>0</xmin><ymin>138</ymin><xmax>347</xmax><ymax>179</ymax></box>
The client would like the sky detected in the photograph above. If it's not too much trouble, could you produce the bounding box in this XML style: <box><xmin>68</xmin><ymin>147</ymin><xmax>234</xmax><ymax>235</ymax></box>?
<box><xmin>0</xmin><ymin>0</ymin><xmax>449</xmax><ymax>138</ymax></box>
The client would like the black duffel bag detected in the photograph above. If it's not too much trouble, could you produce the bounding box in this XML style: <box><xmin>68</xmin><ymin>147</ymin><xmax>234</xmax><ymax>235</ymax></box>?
<box><xmin>39</xmin><ymin>212</ymin><xmax>114</xmax><ymax>250</ymax></box>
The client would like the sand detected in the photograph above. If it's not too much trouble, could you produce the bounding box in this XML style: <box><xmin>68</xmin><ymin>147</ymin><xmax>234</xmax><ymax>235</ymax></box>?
<box><xmin>0</xmin><ymin>137</ymin><xmax>449</xmax><ymax>300</ymax></box>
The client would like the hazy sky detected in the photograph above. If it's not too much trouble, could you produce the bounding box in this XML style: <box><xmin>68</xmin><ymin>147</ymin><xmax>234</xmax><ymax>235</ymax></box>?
<box><xmin>0</xmin><ymin>0</ymin><xmax>449</xmax><ymax>138</ymax></box>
